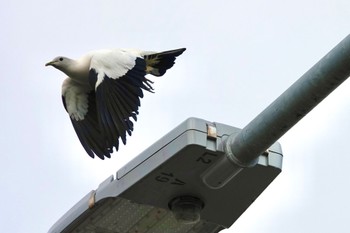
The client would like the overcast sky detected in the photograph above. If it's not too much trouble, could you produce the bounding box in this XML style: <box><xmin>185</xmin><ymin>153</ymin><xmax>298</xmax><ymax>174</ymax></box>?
<box><xmin>1</xmin><ymin>0</ymin><xmax>350</xmax><ymax>232</ymax></box>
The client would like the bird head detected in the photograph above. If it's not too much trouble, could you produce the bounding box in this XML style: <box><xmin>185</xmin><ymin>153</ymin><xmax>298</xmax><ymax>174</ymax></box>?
<box><xmin>45</xmin><ymin>56</ymin><xmax>76</xmax><ymax>75</ymax></box>
<box><xmin>45</xmin><ymin>56</ymin><xmax>67</xmax><ymax>67</ymax></box>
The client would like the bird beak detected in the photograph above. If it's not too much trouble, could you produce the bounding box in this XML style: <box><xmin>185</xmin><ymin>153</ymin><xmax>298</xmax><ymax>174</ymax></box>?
<box><xmin>45</xmin><ymin>61</ymin><xmax>55</xmax><ymax>66</ymax></box>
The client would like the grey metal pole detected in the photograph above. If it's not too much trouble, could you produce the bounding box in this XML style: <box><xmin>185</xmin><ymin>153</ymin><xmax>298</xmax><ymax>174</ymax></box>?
<box><xmin>226</xmin><ymin>34</ymin><xmax>350</xmax><ymax>167</ymax></box>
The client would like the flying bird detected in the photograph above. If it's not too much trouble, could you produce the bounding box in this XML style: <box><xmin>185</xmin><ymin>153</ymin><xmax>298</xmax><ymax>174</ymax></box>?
<box><xmin>46</xmin><ymin>48</ymin><xmax>186</xmax><ymax>159</ymax></box>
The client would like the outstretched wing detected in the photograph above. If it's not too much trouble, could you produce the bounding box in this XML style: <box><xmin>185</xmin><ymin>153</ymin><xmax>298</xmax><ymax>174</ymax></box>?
<box><xmin>89</xmin><ymin>49</ymin><xmax>154</xmax><ymax>156</ymax></box>
<box><xmin>62</xmin><ymin>78</ymin><xmax>111</xmax><ymax>159</ymax></box>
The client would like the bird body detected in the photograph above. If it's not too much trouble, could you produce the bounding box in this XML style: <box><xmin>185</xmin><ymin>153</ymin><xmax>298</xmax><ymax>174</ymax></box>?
<box><xmin>46</xmin><ymin>48</ymin><xmax>186</xmax><ymax>159</ymax></box>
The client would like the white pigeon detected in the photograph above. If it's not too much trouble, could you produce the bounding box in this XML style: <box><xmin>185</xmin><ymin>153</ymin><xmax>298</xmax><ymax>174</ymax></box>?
<box><xmin>46</xmin><ymin>48</ymin><xmax>186</xmax><ymax>159</ymax></box>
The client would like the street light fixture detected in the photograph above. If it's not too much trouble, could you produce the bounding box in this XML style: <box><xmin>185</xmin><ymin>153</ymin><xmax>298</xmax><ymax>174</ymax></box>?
<box><xmin>49</xmin><ymin>118</ymin><xmax>282</xmax><ymax>233</ymax></box>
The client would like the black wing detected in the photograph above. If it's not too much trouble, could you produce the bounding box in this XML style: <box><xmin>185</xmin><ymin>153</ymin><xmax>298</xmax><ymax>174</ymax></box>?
<box><xmin>62</xmin><ymin>93</ymin><xmax>112</xmax><ymax>159</ymax></box>
<box><xmin>89</xmin><ymin>57</ymin><xmax>154</xmax><ymax>157</ymax></box>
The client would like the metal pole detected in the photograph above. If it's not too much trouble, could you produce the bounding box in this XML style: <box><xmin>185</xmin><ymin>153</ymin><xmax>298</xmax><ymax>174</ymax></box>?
<box><xmin>226</xmin><ymin>34</ymin><xmax>350</xmax><ymax>167</ymax></box>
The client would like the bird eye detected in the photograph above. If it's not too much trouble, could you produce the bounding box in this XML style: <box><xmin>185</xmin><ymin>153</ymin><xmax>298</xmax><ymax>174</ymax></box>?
<box><xmin>59</xmin><ymin>57</ymin><xmax>64</xmax><ymax>61</ymax></box>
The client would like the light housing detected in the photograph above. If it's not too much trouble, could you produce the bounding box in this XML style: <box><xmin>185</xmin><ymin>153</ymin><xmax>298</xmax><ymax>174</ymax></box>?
<box><xmin>49</xmin><ymin>118</ymin><xmax>282</xmax><ymax>233</ymax></box>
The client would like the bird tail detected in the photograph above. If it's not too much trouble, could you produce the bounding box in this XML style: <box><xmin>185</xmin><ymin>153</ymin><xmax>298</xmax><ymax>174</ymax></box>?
<box><xmin>143</xmin><ymin>48</ymin><xmax>186</xmax><ymax>76</ymax></box>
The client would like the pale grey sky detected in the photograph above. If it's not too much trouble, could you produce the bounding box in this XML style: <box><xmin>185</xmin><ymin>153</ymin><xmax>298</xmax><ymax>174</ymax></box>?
<box><xmin>1</xmin><ymin>1</ymin><xmax>350</xmax><ymax>232</ymax></box>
